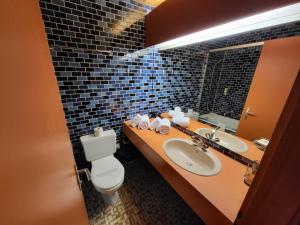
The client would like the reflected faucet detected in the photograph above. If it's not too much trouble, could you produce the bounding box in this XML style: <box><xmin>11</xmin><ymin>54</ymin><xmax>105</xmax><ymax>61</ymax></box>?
<box><xmin>205</xmin><ymin>126</ymin><xmax>221</xmax><ymax>142</ymax></box>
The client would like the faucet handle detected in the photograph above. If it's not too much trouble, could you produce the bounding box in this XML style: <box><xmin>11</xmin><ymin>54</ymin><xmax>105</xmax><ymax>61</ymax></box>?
<box><xmin>191</xmin><ymin>135</ymin><xmax>202</xmax><ymax>142</ymax></box>
<box><xmin>214</xmin><ymin>137</ymin><xmax>220</xmax><ymax>143</ymax></box>
<box><xmin>205</xmin><ymin>132</ymin><xmax>211</xmax><ymax>139</ymax></box>
<box><xmin>191</xmin><ymin>135</ymin><xmax>209</xmax><ymax>151</ymax></box>
<box><xmin>191</xmin><ymin>135</ymin><xmax>198</xmax><ymax>140</ymax></box>
<box><xmin>202</xmin><ymin>142</ymin><xmax>209</xmax><ymax>150</ymax></box>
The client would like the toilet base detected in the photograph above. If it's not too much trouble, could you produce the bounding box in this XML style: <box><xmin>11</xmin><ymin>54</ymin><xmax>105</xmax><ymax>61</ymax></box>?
<box><xmin>101</xmin><ymin>191</ymin><xmax>119</xmax><ymax>205</ymax></box>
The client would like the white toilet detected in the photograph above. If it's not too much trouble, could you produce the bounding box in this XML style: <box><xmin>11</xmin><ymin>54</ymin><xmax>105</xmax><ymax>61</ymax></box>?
<box><xmin>80</xmin><ymin>129</ymin><xmax>124</xmax><ymax>205</ymax></box>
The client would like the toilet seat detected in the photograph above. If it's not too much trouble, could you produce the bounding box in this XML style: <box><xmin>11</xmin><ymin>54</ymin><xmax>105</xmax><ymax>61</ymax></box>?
<box><xmin>91</xmin><ymin>155</ymin><xmax>124</xmax><ymax>192</ymax></box>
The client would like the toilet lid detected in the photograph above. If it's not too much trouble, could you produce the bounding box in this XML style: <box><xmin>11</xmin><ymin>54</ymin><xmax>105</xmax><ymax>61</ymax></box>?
<box><xmin>91</xmin><ymin>156</ymin><xmax>124</xmax><ymax>190</ymax></box>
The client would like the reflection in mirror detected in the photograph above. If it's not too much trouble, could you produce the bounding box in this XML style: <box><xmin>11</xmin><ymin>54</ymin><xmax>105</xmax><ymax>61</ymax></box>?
<box><xmin>197</xmin><ymin>43</ymin><xmax>263</xmax><ymax>134</ymax></box>
<box><xmin>156</xmin><ymin>41</ymin><xmax>266</xmax><ymax>162</ymax></box>
<box><xmin>155</xmin><ymin>27</ymin><xmax>299</xmax><ymax>162</ymax></box>
<box><xmin>158</xmin><ymin>41</ymin><xmax>264</xmax><ymax>133</ymax></box>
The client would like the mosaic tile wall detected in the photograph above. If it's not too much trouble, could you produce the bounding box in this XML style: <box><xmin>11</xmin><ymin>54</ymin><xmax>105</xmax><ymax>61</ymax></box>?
<box><xmin>39</xmin><ymin>0</ymin><xmax>202</xmax><ymax>168</ymax></box>
<box><xmin>39</xmin><ymin>0</ymin><xmax>151</xmax><ymax>168</ymax></box>
<box><xmin>151</xmin><ymin>47</ymin><xmax>206</xmax><ymax>112</ymax></box>
<box><xmin>158</xmin><ymin>22</ymin><xmax>300</xmax><ymax>120</ymax></box>
<box><xmin>39</xmin><ymin>0</ymin><xmax>300</xmax><ymax>168</ymax></box>
<box><xmin>199</xmin><ymin>46</ymin><xmax>262</xmax><ymax>120</ymax></box>
<box><xmin>163</xmin><ymin>22</ymin><xmax>300</xmax><ymax>120</ymax></box>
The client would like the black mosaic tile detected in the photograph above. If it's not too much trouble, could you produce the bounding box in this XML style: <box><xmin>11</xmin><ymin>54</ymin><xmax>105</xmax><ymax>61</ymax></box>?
<box><xmin>39</xmin><ymin>0</ymin><xmax>300</xmax><ymax>171</ymax></box>
<box><xmin>198</xmin><ymin>46</ymin><xmax>262</xmax><ymax>120</ymax></box>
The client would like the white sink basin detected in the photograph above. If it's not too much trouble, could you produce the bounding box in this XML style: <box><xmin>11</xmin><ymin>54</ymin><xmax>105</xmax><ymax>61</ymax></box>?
<box><xmin>195</xmin><ymin>128</ymin><xmax>248</xmax><ymax>153</ymax></box>
<box><xmin>163</xmin><ymin>138</ymin><xmax>221</xmax><ymax>176</ymax></box>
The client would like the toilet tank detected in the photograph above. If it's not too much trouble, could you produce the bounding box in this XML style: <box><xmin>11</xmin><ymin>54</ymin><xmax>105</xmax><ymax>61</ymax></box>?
<box><xmin>80</xmin><ymin>129</ymin><xmax>116</xmax><ymax>162</ymax></box>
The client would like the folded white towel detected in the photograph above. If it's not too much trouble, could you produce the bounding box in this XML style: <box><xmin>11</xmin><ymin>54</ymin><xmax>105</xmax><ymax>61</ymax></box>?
<box><xmin>187</xmin><ymin>109</ymin><xmax>194</xmax><ymax>115</ymax></box>
<box><xmin>168</xmin><ymin>110</ymin><xmax>175</xmax><ymax>117</ymax></box>
<box><xmin>172</xmin><ymin>116</ymin><xmax>190</xmax><ymax>128</ymax></box>
<box><xmin>138</xmin><ymin>115</ymin><xmax>149</xmax><ymax>130</ymax></box>
<box><xmin>185</xmin><ymin>111</ymin><xmax>199</xmax><ymax>120</ymax></box>
<box><xmin>168</xmin><ymin>110</ymin><xmax>184</xmax><ymax>117</ymax></box>
<box><xmin>177</xmin><ymin>111</ymin><xmax>184</xmax><ymax>117</ymax></box>
<box><xmin>149</xmin><ymin>117</ymin><xmax>162</xmax><ymax>130</ymax></box>
<box><xmin>156</xmin><ymin>118</ymin><xmax>171</xmax><ymax>134</ymax></box>
<box><xmin>130</xmin><ymin>114</ymin><xmax>142</xmax><ymax>127</ymax></box>
<box><xmin>174</xmin><ymin>106</ymin><xmax>181</xmax><ymax>112</ymax></box>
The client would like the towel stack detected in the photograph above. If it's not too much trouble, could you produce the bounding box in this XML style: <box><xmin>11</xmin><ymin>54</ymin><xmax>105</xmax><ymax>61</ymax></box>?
<box><xmin>168</xmin><ymin>107</ymin><xmax>190</xmax><ymax>128</ymax></box>
<box><xmin>149</xmin><ymin>117</ymin><xmax>161</xmax><ymax>130</ymax></box>
<box><xmin>172</xmin><ymin>116</ymin><xmax>190</xmax><ymax>128</ymax></box>
<box><xmin>130</xmin><ymin>115</ymin><xmax>171</xmax><ymax>134</ymax></box>
<box><xmin>168</xmin><ymin>106</ymin><xmax>184</xmax><ymax>118</ymax></box>
<box><xmin>130</xmin><ymin>114</ymin><xmax>150</xmax><ymax>130</ymax></box>
<box><xmin>186</xmin><ymin>109</ymin><xmax>199</xmax><ymax>120</ymax></box>
<box><xmin>149</xmin><ymin>117</ymin><xmax>171</xmax><ymax>134</ymax></box>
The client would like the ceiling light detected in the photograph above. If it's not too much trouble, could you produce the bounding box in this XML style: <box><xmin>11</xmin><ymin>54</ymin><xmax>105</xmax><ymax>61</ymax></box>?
<box><xmin>154</xmin><ymin>3</ymin><xmax>300</xmax><ymax>50</ymax></box>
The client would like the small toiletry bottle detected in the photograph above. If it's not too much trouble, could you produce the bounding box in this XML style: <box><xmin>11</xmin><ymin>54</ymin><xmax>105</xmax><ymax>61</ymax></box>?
<box><xmin>244</xmin><ymin>160</ymin><xmax>260</xmax><ymax>186</ymax></box>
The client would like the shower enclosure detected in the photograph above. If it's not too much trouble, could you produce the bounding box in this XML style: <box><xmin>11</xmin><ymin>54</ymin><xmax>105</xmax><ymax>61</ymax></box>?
<box><xmin>198</xmin><ymin>42</ymin><xmax>263</xmax><ymax>133</ymax></box>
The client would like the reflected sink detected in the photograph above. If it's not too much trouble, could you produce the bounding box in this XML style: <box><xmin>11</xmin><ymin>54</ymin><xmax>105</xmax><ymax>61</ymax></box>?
<box><xmin>163</xmin><ymin>138</ymin><xmax>221</xmax><ymax>176</ymax></box>
<box><xmin>195</xmin><ymin>128</ymin><xmax>248</xmax><ymax>153</ymax></box>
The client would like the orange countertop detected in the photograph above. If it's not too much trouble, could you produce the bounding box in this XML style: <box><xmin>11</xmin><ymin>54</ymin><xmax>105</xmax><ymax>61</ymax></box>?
<box><xmin>123</xmin><ymin>120</ymin><xmax>262</xmax><ymax>225</ymax></box>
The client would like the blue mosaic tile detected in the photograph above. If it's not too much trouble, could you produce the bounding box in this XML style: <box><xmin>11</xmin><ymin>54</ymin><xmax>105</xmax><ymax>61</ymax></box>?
<box><xmin>39</xmin><ymin>0</ymin><xmax>300</xmax><ymax>169</ymax></box>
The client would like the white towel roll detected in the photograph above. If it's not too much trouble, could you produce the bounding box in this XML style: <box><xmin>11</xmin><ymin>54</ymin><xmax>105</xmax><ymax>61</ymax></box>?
<box><xmin>176</xmin><ymin>111</ymin><xmax>184</xmax><ymax>117</ymax></box>
<box><xmin>130</xmin><ymin>114</ymin><xmax>142</xmax><ymax>127</ymax></box>
<box><xmin>172</xmin><ymin>116</ymin><xmax>190</xmax><ymax>128</ymax></box>
<box><xmin>168</xmin><ymin>110</ymin><xmax>176</xmax><ymax>117</ymax></box>
<box><xmin>187</xmin><ymin>109</ymin><xmax>194</xmax><ymax>116</ymax></box>
<box><xmin>156</xmin><ymin>118</ymin><xmax>171</xmax><ymax>134</ymax></box>
<box><xmin>174</xmin><ymin>106</ymin><xmax>181</xmax><ymax>112</ymax></box>
<box><xmin>149</xmin><ymin>117</ymin><xmax>162</xmax><ymax>130</ymax></box>
<box><xmin>168</xmin><ymin>110</ymin><xmax>184</xmax><ymax>118</ymax></box>
<box><xmin>138</xmin><ymin>115</ymin><xmax>150</xmax><ymax>130</ymax></box>
<box><xmin>189</xmin><ymin>112</ymin><xmax>199</xmax><ymax>120</ymax></box>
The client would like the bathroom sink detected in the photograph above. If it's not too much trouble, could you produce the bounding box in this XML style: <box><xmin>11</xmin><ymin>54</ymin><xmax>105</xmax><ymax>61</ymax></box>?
<box><xmin>195</xmin><ymin>128</ymin><xmax>248</xmax><ymax>153</ymax></box>
<box><xmin>163</xmin><ymin>138</ymin><xmax>221</xmax><ymax>176</ymax></box>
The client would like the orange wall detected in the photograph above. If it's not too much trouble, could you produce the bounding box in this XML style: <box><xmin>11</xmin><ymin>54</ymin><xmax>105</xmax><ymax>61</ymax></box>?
<box><xmin>145</xmin><ymin>0</ymin><xmax>299</xmax><ymax>46</ymax></box>
<box><xmin>0</xmin><ymin>1</ymin><xmax>88</xmax><ymax>225</ymax></box>
<box><xmin>237</xmin><ymin>36</ymin><xmax>300</xmax><ymax>140</ymax></box>
<box><xmin>237</xmin><ymin>71</ymin><xmax>300</xmax><ymax>225</ymax></box>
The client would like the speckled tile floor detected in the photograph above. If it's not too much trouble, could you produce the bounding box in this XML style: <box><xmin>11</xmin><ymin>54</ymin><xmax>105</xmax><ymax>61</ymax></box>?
<box><xmin>82</xmin><ymin>157</ymin><xmax>205</xmax><ymax>225</ymax></box>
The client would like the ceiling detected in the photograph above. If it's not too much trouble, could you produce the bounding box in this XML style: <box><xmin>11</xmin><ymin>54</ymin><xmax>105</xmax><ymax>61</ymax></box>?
<box><xmin>135</xmin><ymin>0</ymin><xmax>166</xmax><ymax>7</ymax></box>
<box><xmin>110</xmin><ymin>0</ymin><xmax>166</xmax><ymax>35</ymax></box>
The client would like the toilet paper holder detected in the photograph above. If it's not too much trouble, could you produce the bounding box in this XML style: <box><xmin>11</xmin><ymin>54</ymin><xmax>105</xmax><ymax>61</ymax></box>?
<box><xmin>74</xmin><ymin>164</ymin><xmax>91</xmax><ymax>191</ymax></box>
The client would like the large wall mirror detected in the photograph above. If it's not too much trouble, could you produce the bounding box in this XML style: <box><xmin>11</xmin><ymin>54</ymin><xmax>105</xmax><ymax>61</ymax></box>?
<box><xmin>155</xmin><ymin>26</ymin><xmax>300</xmax><ymax>161</ymax></box>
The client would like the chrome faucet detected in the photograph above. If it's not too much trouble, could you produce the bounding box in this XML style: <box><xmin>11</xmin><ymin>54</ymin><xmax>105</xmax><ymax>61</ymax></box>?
<box><xmin>191</xmin><ymin>135</ymin><xmax>209</xmax><ymax>152</ymax></box>
<box><xmin>205</xmin><ymin>126</ymin><xmax>221</xmax><ymax>142</ymax></box>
